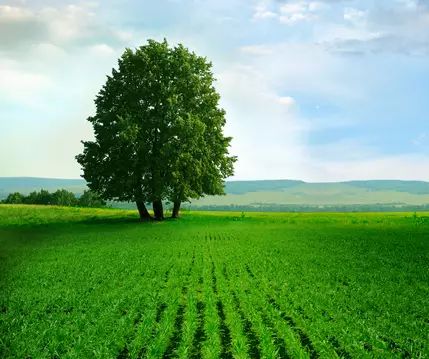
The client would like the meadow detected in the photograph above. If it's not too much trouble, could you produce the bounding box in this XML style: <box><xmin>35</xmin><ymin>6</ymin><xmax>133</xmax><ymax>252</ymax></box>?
<box><xmin>0</xmin><ymin>205</ymin><xmax>428</xmax><ymax>358</ymax></box>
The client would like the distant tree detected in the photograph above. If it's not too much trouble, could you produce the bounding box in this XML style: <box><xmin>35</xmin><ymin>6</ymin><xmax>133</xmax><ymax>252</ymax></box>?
<box><xmin>25</xmin><ymin>189</ymin><xmax>53</xmax><ymax>205</ymax></box>
<box><xmin>1</xmin><ymin>189</ymin><xmax>106</xmax><ymax>208</ymax></box>
<box><xmin>76</xmin><ymin>39</ymin><xmax>236</xmax><ymax>221</ymax></box>
<box><xmin>52</xmin><ymin>189</ymin><xmax>77</xmax><ymax>206</ymax></box>
<box><xmin>4</xmin><ymin>192</ymin><xmax>25</xmax><ymax>204</ymax></box>
<box><xmin>78</xmin><ymin>190</ymin><xmax>106</xmax><ymax>208</ymax></box>
<box><xmin>24</xmin><ymin>191</ymin><xmax>37</xmax><ymax>204</ymax></box>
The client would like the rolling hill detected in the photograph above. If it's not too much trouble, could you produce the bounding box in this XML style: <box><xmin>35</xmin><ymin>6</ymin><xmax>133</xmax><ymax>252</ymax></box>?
<box><xmin>1</xmin><ymin>177</ymin><xmax>429</xmax><ymax>211</ymax></box>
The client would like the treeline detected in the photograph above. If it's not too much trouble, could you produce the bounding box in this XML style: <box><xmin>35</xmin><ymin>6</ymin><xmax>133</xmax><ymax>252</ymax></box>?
<box><xmin>1</xmin><ymin>189</ymin><xmax>106</xmax><ymax>208</ymax></box>
<box><xmin>192</xmin><ymin>203</ymin><xmax>429</xmax><ymax>212</ymax></box>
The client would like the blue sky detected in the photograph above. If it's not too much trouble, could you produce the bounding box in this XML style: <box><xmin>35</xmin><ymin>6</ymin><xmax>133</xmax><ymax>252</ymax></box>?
<box><xmin>0</xmin><ymin>0</ymin><xmax>428</xmax><ymax>181</ymax></box>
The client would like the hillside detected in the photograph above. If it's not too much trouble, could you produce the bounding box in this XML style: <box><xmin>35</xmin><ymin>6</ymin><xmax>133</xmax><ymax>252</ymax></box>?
<box><xmin>1</xmin><ymin>177</ymin><xmax>429</xmax><ymax>210</ymax></box>
<box><xmin>200</xmin><ymin>180</ymin><xmax>429</xmax><ymax>210</ymax></box>
<box><xmin>0</xmin><ymin>177</ymin><xmax>86</xmax><ymax>196</ymax></box>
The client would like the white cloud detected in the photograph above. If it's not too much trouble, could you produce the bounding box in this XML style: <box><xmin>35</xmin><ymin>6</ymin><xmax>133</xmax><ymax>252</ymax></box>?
<box><xmin>252</xmin><ymin>0</ymin><xmax>429</xmax><ymax>55</ymax></box>
<box><xmin>114</xmin><ymin>29</ymin><xmax>134</xmax><ymax>42</ymax></box>
<box><xmin>0</xmin><ymin>117</ymin><xmax>94</xmax><ymax>178</ymax></box>
<box><xmin>0</xmin><ymin>0</ymin><xmax>428</xmax><ymax>182</ymax></box>
<box><xmin>0</xmin><ymin>5</ymin><xmax>32</xmax><ymax>20</ymax></box>
<box><xmin>280</xmin><ymin>12</ymin><xmax>313</xmax><ymax>24</ymax></box>
<box><xmin>308</xmin><ymin>2</ymin><xmax>327</xmax><ymax>12</ymax></box>
<box><xmin>253</xmin><ymin>4</ymin><xmax>277</xmax><ymax>19</ymax></box>
<box><xmin>89</xmin><ymin>43</ymin><xmax>116</xmax><ymax>56</ymax></box>
<box><xmin>279</xmin><ymin>2</ymin><xmax>320</xmax><ymax>24</ymax></box>
<box><xmin>0</xmin><ymin>60</ymin><xmax>53</xmax><ymax>106</ymax></box>
<box><xmin>253</xmin><ymin>0</ymin><xmax>326</xmax><ymax>25</ymax></box>
<box><xmin>324</xmin><ymin>1</ymin><xmax>429</xmax><ymax>55</ymax></box>
<box><xmin>41</xmin><ymin>4</ymin><xmax>96</xmax><ymax>43</ymax></box>
<box><xmin>30</xmin><ymin>42</ymin><xmax>67</xmax><ymax>59</ymax></box>
<box><xmin>0</xmin><ymin>3</ymin><xmax>125</xmax><ymax>51</ymax></box>
<box><xmin>216</xmin><ymin>65</ymin><xmax>307</xmax><ymax>180</ymax></box>
<box><xmin>299</xmin><ymin>135</ymin><xmax>429</xmax><ymax>181</ymax></box>
<box><xmin>217</xmin><ymin>88</ymin><xmax>429</xmax><ymax>181</ymax></box>
<box><xmin>280</xmin><ymin>3</ymin><xmax>307</xmax><ymax>15</ymax></box>
<box><xmin>309</xmin><ymin>154</ymin><xmax>429</xmax><ymax>182</ymax></box>
<box><xmin>343</xmin><ymin>7</ymin><xmax>367</xmax><ymax>25</ymax></box>
<box><xmin>238</xmin><ymin>42</ymin><xmax>362</xmax><ymax>101</ymax></box>
<box><xmin>277</xmin><ymin>96</ymin><xmax>296</xmax><ymax>107</ymax></box>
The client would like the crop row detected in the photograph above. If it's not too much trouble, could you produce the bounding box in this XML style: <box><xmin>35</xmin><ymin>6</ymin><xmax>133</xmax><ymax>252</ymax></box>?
<box><xmin>1</xmin><ymin>209</ymin><xmax>427</xmax><ymax>358</ymax></box>
<box><xmin>106</xmin><ymin>240</ymin><xmax>405</xmax><ymax>359</ymax></box>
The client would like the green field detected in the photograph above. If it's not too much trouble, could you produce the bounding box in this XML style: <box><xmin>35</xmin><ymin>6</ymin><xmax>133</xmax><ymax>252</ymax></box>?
<box><xmin>0</xmin><ymin>205</ymin><xmax>428</xmax><ymax>358</ymax></box>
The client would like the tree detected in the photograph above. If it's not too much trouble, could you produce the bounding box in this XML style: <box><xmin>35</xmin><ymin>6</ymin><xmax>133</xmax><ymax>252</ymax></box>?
<box><xmin>24</xmin><ymin>189</ymin><xmax>53</xmax><ymax>205</ymax></box>
<box><xmin>76</xmin><ymin>39</ymin><xmax>236</xmax><ymax>220</ymax></box>
<box><xmin>78</xmin><ymin>190</ymin><xmax>106</xmax><ymax>208</ymax></box>
<box><xmin>4</xmin><ymin>192</ymin><xmax>25</xmax><ymax>204</ymax></box>
<box><xmin>51</xmin><ymin>189</ymin><xmax>77</xmax><ymax>206</ymax></box>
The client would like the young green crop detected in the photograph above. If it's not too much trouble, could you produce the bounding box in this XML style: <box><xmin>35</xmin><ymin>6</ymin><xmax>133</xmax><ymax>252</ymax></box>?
<box><xmin>0</xmin><ymin>205</ymin><xmax>428</xmax><ymax>358</ymax></box>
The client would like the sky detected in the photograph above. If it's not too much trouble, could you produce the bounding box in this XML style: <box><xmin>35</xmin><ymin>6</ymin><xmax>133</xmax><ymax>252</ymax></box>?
<box><xmin>0</xmin><ymin>0</ymin><xmax>429</xmax><ymax>181</ymax></box>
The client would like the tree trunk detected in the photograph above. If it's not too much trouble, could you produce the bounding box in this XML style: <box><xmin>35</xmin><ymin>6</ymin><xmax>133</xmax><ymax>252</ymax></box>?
<box><xmin>153</xmin><ymin>200</ymin><xmax>164</xmax><ymax>220</ymax></box>
<box><xmin>172</xmin><ymin>201</ymin><xmax>181</xmax><ymax>218</ymax></box>
<box><xmin>136</xmin><ymin>200</ymin><xmax>152</xmax><ymax>221</ymax></box>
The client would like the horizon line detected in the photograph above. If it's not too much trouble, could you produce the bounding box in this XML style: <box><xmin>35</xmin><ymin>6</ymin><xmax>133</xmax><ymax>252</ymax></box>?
<box><xmin>0</xmin><ymin>176</ymin><xmax>428</xmax><ymax>184</ymax></box>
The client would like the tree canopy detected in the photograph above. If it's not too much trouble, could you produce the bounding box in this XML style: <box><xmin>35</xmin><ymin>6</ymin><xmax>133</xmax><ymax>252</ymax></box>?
<box><xmin>76</xmin><ymin>39</ymin><xmax>236</xmax><ymax>220</ymax></box>
<box><xmin>1</xmin><ymin>189</ymin><xmax>105</xmax><ymax>208</ymax></box>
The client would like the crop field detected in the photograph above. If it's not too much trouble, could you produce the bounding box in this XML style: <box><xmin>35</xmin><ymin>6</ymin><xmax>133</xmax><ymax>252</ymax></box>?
<box><xmin>0</xmin><ymin>205</ymin><xmax>428</xmax><ymax>358</ymax></box>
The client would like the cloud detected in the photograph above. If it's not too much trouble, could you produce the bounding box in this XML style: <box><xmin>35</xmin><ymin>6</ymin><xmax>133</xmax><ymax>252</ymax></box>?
<box><xmin>216</xmin><ymin>65</ymin><xmax>307</xmax><ymax>180</ymax></box>
<box><xmin>253</xmin><ymin>0</ymin><xmax>429</xmax><ymax>56</ymax></box>
<box><xmin>0</xmin><ymin>2</ymin><xmax>127</xmax><ymax>106</ymax></box>
<box><xmin>30</xmin><ymin>42</ymin><xmax>67</xmax><ymax>59</ymax></box>
<box><xmin>277</xmin><ymin>96</ymin><xmax>296</xmax><ymax>107</ymax></box>
<box><xmin>0</xmin><ymin>2</ymin><xmax>126</xmax><ymax>179</ymax></box>
<box><xmin>0</xmin><ymin>5</ymin><xmax>47</xmax><ymax>48</ymax></box>
<box><xmin>253</xmin><ymin>4</ymin><xmax>277</xmax><ymax>19</ymax></box>
<box><xmin>279</xmin><ymin>2</ymin><xmax>319</xmax><ymax>24</ymax></box>
<box><xmin>89</xmin><ymin>43</ymin><xmax>116</xmax><ymax>57</ymax></box>
<box><xmin>323</xmin><ymin>1</ymin><xmax>429</xmax><ymax>55</ymax></box>
<box><xmin>1</xmin><ymin>0</ymin><xmax>428</xmax><ymax>182</ymax></box>
<box><xmin>308</xmin><ymin>154</ymin><xmax>429</xmax><ymax>181</ymax></box>
<box><xmin>343</xmin><ymin>7</ymin><xmax>367</xmax><ymax>25</ymax></box>
<box><xmin>0</xmin><ymin>116</ymin><xmax>94</xmax><ymax>178</ymax></box>
<box><xmin>253</xmin><ymin>0</ymin><xmax>327</xmax><ymax>25</ymax></box>
<box><xmin>238</xmin><ymin>42</ymin><xmax>362</xmax><ymax>101</ymax></box>
<box><xmin>0</xmin><ymin>59</ymin><xmax>53</xmax><ymax>106</ymax></box>
<box><xmin>325</xmin><ymin>35</ymin><xmax>429</xmax><ymax>56</ymax></box>
<box><xmin>0</xmin><ymin>4</ymin><xmax>32</xmax><ymax>20</ymax></box>
<box><xmin>0</xmin><ymin>3</ymin><xmax>125</xmax><ymax>53</ymax></box>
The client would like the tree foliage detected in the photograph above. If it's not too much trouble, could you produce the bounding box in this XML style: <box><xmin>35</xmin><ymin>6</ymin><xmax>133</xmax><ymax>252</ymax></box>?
<box><xmin>4</xmin><ymin>192</ymin><xmax>25</xmax><ymax>204</ymax></box>
<box><xmin>76</xmin><ymin>39</ymin><xmax>236</xmax><ymax>220</ymax></box>
<box><xmin>25</xmin><ymin>189</ymin><xmax>53</xmax><ymax>205</ymax></box>
<box><xmin>78</xmin><ymin>190</ymin><xmax>106</xmax><ymax>208</ymax></box>
<box><xmin>1</xmin><ymin>189</ymin><xmax>105</xmax><ymax>208</ymax></box>
<box><xmin>52</xmin><ymin>189</ymin><xmax>78</xmax><ymax>206</ymax></box>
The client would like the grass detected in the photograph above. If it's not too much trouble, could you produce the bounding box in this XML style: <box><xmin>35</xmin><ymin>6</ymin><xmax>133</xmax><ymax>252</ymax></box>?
<box><xmin>0</xmin><ymin>205</ymin><xmax>428</xmax><ymax>358</ymax></box>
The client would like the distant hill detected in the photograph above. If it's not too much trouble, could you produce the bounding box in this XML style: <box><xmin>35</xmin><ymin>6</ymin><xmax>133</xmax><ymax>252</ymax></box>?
<box><xmin>1</xmin><ymin>177</ymin><xmax>429</xmax><ymax>211</ymax></box>
<box><xmin>225</xmin><ymin>179</ymin><xmax>304</xmax><ymax>194</ymax></box>
<box><xmin>0</xmin><ymin>177</ymin><xmax>86</xmax><ymax>197</ymax></box>
<box><xmin>346</xmin><ymin>180</ymin><xmax>429</xmax><ymax>195</ymax></box>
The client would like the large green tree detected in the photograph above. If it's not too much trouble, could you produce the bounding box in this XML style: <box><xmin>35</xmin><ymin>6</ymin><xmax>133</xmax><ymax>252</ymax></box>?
<box><xmin>76</xmin><ymin>39</ymin><xmax>236</xmax><ymax>220</ymax></box>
